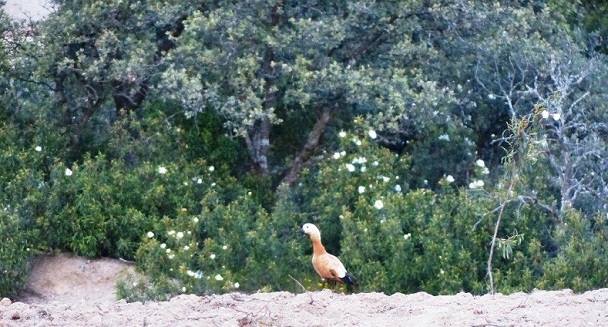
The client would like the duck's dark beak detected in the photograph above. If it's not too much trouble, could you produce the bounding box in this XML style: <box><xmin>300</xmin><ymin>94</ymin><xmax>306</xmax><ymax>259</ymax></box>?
<box><xmin>299</xmin><ymin>228</ymin><xmax>305</xmax><ymax>235</ymax></box>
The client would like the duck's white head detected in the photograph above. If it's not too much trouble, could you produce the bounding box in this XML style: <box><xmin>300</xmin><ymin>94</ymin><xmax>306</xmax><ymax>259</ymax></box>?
<box><xmin>300</xmin><ymin>223</ymin><xmax>321</xmax><ymax>238</ymax></box>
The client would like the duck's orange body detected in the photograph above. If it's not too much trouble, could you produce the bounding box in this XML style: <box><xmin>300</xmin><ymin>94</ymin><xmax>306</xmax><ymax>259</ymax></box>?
<box><xmin>301</xmin><ymin>223</ymin><xmax>356</xmax><ymax>284</ymax></box>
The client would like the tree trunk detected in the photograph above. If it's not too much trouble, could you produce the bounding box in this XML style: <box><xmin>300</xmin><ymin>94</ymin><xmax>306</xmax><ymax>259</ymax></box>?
<box><xmin>243</xmin><ymin>4</ymin><xmax>281</xmax><ymax>177</ymax></box>
<box><xmin>245</xmin><ymin>116</ymin><xmax>272</xmax><ymax>177</ymax></box>
<box><xmin>280</xmin><ymin>105</ymin><xmax>337</xmax><ymax>187</ymax></box>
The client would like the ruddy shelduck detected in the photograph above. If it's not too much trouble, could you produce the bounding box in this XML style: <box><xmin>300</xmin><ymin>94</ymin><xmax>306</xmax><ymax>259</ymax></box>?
<box><xmin>300</xmin><ymin>223</ymin><xmax>356</xmax><ymax>285</ymax></box>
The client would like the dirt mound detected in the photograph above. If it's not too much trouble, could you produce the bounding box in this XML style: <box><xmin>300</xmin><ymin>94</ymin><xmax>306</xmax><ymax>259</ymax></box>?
<box><xmin>18</xmin><ymin>253</ymin><xmax>136</xmax><ymax>304</ymax></box>
<box><xmin>1</xmin><ymin>254</ymin><xmax>607</xmax><ymax>326</ymax></box>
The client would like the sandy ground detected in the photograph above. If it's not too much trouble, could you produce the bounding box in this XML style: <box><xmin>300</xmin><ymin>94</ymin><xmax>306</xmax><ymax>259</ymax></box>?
<box><xmin>0</xmin><ymin>254</ymin><xmax>606</xmax><ymax>326</ymax></box>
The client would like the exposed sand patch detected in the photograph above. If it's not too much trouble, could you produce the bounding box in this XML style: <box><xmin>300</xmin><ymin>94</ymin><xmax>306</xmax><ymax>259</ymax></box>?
<box><xmin>1</xmin><ymin>254</ymin><xmax>606</xmax><ymax>326</ymax></box>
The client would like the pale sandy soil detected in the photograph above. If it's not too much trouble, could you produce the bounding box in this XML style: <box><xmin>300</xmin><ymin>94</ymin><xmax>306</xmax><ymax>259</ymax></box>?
<box><xmin>0</xmin><ymin>254</ymin><xmax>607</xmax><ymax>326</ymax></box>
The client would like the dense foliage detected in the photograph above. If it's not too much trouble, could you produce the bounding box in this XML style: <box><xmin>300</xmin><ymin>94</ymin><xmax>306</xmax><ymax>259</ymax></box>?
<box><xmin>1</xmin><ymin>0</ymin><xmax>607</xmax><ymax>299</ymax></box>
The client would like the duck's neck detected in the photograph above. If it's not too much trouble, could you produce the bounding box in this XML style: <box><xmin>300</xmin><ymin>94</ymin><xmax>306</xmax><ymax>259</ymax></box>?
<box><xmin>310</xmin><ymin>234</ymin><xmax>327</xmax><ymax>255</ymax></box>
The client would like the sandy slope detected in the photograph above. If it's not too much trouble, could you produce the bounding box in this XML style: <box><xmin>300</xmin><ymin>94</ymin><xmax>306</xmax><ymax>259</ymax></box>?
<box><xmin>0</xmin><ymin>254</ymin><xmax>607</xmax><ymax>326</ymax></box>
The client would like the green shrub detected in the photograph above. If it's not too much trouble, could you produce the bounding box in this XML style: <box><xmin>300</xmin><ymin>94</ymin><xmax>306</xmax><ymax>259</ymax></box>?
<box><xmin>130</xmin><ymin>190</ymin><xmax>269</xmax><ymax>299</ymax></box>
<box><xmin>18</xmin><ymin>107</ymin><xmax>239</xmax><ymax>260</ymax></box>
<box><xmin>0</xmin><ymin>210</ymin><xmax>38</xmax><ymax>298</ymax></box>
<box><xmin>538</xmin><ymin>210</ymin><xmax>608</xmax><ymax>291</ymax></box>
<box><xmin>0</xmin><ymin>121</ymin><xmax>46</xmax><ymax>297</ymax></box>
<box><xmin>291</xmin><ymin>127</ymin><xmax>564</xmax><ymax>295</ymax></box>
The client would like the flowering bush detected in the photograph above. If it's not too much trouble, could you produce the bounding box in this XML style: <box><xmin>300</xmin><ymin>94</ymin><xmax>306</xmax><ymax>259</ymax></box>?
<box><xmin>1</xmin><ymin>105</ymin><xmax>606</xmax><ymax>299</ymax></box>
<box><xmin>0</xmin><ymin>121</ymin><xmax>49</xmax><ymax>296</ymax></box>
<box><xmin>292</xmin><ymin>127</ymin><xmax>558</xmax><ymax>295</ymax></box>
<box><xmin>125</xmin><ymin>187</ymin><xmax>306</xmax><ymax>299</ymax></box>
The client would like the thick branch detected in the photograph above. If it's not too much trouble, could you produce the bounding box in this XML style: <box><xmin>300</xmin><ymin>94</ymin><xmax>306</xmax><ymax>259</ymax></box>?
<box><xmin>281</xmin><ymin>105</ymin><xmax>338</xmax><ymax>186</ymax></box>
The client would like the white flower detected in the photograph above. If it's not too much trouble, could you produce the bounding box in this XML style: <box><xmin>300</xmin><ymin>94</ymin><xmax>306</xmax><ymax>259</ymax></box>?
<box><xmin>372</xmin><ymin>161</ymin><xmax>379</xmax><ymax>166</ymax></box>
<box><xmin>382</xmin><ymin>176</ymin><xmax>390</xmax><ymax>183</ymax></box>
<box><xmin>215</xmin><ymin>274</ymin><xmax>223</xmax><ymax>281</ymax></box>
<box><xmin>146</xmin><ymin>231</ymin><xmax>154</xmax><ymax>238</ymax></box>
<box><xmin>395</xmin><ymin>185</ymin><xmax>402</xmax><ymax>192</ymax></box>
<box><xmin>374</xmin><ymin>200</ymin><xmax>384</xmax><ymax>210</ymax></box>
<box><xmin>358</xmin><ymin>186</ymin><xmax>365</xmax><ymax>194</ymax></box>
<box><xmin>446</xmin><ymin>175</ymin><xmax>455</xmax><ymax>183</ymax></box>
<box><xmin>168</xmin><ymin>254</ymin><xmax>174</xmax><ymax>259</ymax></box>
<box><xmin>160</xmin><ymin>243</ymin><xmax>166</xmax><ymax>249</ymax></box>
<box><xmin>475</xmin><ymin>159</ymin><xmax>485</xmax><ymax>168</ymax></box>
<box><xmin>187</xmin><ymin>270</ymin><xmax>195</xmax><ymax>277</ymax></box>
<box><xmin>403</xmin><ymin>233</ymin><xmax>411</xmax><ymax>240</ymax></box>
<box><xmin>167</xmin><ymin>230</ymin><xmax>176</xmax><ymax>236</ymax></box>
<box><xmin>360</xmin><ymin>166</ymin><xmax>366</xmax><ymax>172</ymax></box>
<box><xmin>332</xmin><ymin>152</ymin><xmax>341</xmax><ymax>159</ymax></box>
<box><xmin>552</xmin><ymin>113</ymin><xmax>561</xmax><ymax>121</ymax></box>
<box><xmin>541</xmin><ymin>110</ymin><xmax>550</xmax><ymax>119</ymax></box>
<box><xmin>194</xmin><ymin>271</ymin><xmax>203</xmax><ymax>279</ymax></box>
<box><xmin>222</xmin><ymin>245</ymin><xmax>228</xmax><ymax>250</ymax></box>
<box><xmin>193</xmin><ymin>217</ymin><xmax>199</xmax><ymax>223</ymax></box>
<box><xmin>346</xmin><ymin>164</ymin><xmax>356</xmax><ymax>172</ymax></box>
<box><xmin>234</xmin><ymin>282</ymin><xmax>240</xmax><ymax>289</ymax></box>
<box><xmin>469</xmin><ymin>180</ymin><xmax>485</xmax><ymax>189</ymax></box>
<box><xmin>482</xmin><ymin>167</ymin><xmax>490</xmax><ymax>175</ymax></box>
<box><xmin>338</xmin><ymin>131</ymin><xmax>347</xmax><ymax>138</ymax></box>
<box><xmin>64</xmin><ymin>168</ymin><xmax>73</xmax><ymax>176</ymax></box>
<box><xmin>210</xmin><ymin>254</ymin><xmax>216</xmax><ymax>259</ymax></box>
<box><xmin>368</xmin><ymin>130</ymin><xmax>377</xmax><ymax>139</ymax></box>
<box><xmin>166</xmin><ymin>248</ymin><xmax>171</xmax><ymax>254</ymax></box>
<box><xmin>176</xmin><ymin>231</ymin><xmax>184</xmax><ymax>239</ymax></box>
<box><xmin>35</xmin><ymin>146</ymin><xmax>42</xmax><ymax>152</ymax></box>
<box><xmin>488</xmin><ymin>93</ymin><xmax>495</xmax><ymax>100</ymax></box>
<box><xmin>208</xmin><ymin>166</ymin><xmax>215</xmax><ymax>172</ymax></box>
<box><xmin>196</xmin><ymin>178</ymin><xmax>203</xmax><ymax>184</ymax></box>
<box><xmin>157</xmin><ymin>166</ymin><xmax>167</xmax><ymax>174</ymax></box>
<box><xmin>438</xmin><ymin>134</ymin><xmax>450</xmax><ymax>141</ymax></box>
<box><xmin>184</xmin><ymin>245</ymin><xmax>190</xmax><ymax>251</ymax></box>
